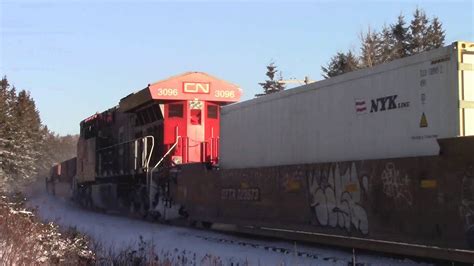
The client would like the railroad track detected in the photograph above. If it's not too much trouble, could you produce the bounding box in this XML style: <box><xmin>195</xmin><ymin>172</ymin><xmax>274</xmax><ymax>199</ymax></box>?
<box><xmin>231</xmin><ymin>226</ymin><xmax>474</xmax><ymax>264</ymax></box>
<box><xmin>62</xmin><ymin>199</ymin><xmax>474</xmax><ymax>264</ymax></box>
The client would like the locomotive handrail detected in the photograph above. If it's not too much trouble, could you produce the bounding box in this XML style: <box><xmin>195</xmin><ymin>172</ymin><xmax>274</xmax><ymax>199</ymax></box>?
<box><xmin>96</xmin><ymin>136</ymin><xmax>153</xmax><ymax>152</ymax></box>
<box><xmin>211</xmin><ymin>127</ymin><xmax>214</xmax><ymax>161</ymax></box>
<box><xmin>147</xmin><ymin>126</ymin><xmax>180</xmax><ymax>211</ymax></box>
<box><xmin>150</xmin><ymin>127</ymin><xmax>180</xmax><ymax>172</ymax></box>
<box><xmin>95</xmin><ymin>135</ymin><xmax>154</xmax><ymax>174</ymax></box>
<box><xmin>144</xmin><ymin>136</ymin><xmax>155</xmax><ymax>170</ymax></box>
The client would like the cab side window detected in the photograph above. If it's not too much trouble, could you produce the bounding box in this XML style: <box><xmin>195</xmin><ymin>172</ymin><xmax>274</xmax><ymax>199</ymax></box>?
<box><xmin>168</xmin><ymin>104</ymin><xmax>183</xmax><ymax>118</ymax></box>
<box><xmin>207</xmin><ymin>105</ymin><xmax>218</xmax><ymax>119</ymax></box>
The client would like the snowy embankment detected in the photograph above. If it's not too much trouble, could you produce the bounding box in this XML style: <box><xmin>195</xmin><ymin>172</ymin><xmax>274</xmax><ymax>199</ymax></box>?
<box><xmin>0</xmin><ymin>194</ymin><xmax>93</xmax><ymax>265</ymax></box>
<box><xmin>26</xmin><ymin>190</ymin><xmax>429</xmax><ymax>265</ymax></box>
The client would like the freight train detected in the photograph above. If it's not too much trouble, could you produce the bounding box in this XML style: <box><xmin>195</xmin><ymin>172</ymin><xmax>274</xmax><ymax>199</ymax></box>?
<box><xmin>46</xmin><ymin>41</ymin><xmax>474</xmax><ymax>262</ymax></box>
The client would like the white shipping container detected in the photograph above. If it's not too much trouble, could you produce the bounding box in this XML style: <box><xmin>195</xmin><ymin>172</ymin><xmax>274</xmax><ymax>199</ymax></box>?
<box><xmin>220</xmin><ymin>41</ymin><xmax>474</xmax><ymax>169</ymax></box>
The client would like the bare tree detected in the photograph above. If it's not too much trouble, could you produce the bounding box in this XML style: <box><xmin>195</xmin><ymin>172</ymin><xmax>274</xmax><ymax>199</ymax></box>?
<box><xmin>360</xmin><ymin>26</ymin><xmax>382</xmax><ymax>68</ymax></box>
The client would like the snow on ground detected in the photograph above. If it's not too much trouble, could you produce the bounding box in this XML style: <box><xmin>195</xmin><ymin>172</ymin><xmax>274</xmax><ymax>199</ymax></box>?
<box><xmin>26</xmin><ymin>191</ymin><xmax>430</xmax><ymax>265</ymax></box>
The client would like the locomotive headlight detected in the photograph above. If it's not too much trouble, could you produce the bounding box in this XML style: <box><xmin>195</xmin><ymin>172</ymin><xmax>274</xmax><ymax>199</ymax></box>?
<box><xmin>172</xmin><ymin>156</ymin><xmax>182</xmax><ymax>165</ymax></box>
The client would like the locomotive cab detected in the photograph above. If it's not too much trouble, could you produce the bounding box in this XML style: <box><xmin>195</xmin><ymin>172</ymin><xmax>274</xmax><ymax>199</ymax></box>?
<box><xmin>73</xmin><ymin>72</ymin><xmax>241</xmax><ymax>218</ymax></box>
<box><xmin>117</xmin><ymin>72</ymin><xmax>242</xmax><ymax>218</ymax></box>
<box><xmin>160</xmin><ymin>99</ymin><xmax>221</xmax><ymax>165</ymax></box>
<box><xmin>119</xmin><ymin>72</ymin><xmax>241</xmax><ymax>168</ymax></box>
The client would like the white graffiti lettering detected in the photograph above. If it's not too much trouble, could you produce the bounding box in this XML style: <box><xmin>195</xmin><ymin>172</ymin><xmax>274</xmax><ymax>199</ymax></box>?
<box><xmin>381</xmin><ymin>163</ymin><xmax>413</xmax><ymax>205</ymax></box>
<box><xmin>460</xmin><ymin>171</ymin><xmax>474</xmax><ymax>248</ymax></box>
<box><xmin>308</xmin><ymin>163</ymin><xmax>369</xmax><ymax>235</ymax></box>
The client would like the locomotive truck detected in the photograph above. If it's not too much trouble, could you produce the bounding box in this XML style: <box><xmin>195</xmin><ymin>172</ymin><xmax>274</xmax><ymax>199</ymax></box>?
<box><xmin>47</xmin><ymin>41</ymin><xmax>474</xmax><ymax>262</ymax></box>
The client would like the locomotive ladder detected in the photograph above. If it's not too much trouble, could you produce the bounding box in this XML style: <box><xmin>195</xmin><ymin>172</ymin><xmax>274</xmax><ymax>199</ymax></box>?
<box><xmin>147</xmin><ymin>126</ymin><xmax>180</xmax><ymax>212</ymax></box>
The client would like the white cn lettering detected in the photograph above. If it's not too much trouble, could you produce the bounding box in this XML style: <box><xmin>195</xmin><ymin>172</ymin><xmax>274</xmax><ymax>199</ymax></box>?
<box><xmin>184</xmin><ymin>83</ymin><xmax>210</xmax><ymax>94</ymax></box>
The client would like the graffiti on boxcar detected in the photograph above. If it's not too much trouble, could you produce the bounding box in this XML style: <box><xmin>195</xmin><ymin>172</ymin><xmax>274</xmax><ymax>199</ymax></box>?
<box><xmin>381</xmin><ymin>162</ymin><xmax>413</xmax><ymax>206</ymax></box>
<box><xmin>308</xmin><ymin>163</ymin><xmax>369</xmax><ymax>235</ymax></box>
<box><xmin>459</xmin><ymin>169</ymin><xmax>474</xmax><ymax>248</ymax></box>
<box><xmin>282</xmin><ymin>171</ymin><xmax>303</xmax><ymax>192</ymax></box>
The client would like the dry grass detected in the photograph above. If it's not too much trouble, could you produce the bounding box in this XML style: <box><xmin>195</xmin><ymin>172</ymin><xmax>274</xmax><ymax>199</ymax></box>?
<box><xmin>0</xmin><ymin>193</ymin><xmax>94</xmax><ymax>265</ymax></box>
<box><xmin>91</xmin><ymin>235</ymin><xmax>231</xmax><ymax>266</ymax></box>
<box><xmin>0</xmin><ymin>193</ymin><xmax>230</xmax><ymax>265</ymax></box>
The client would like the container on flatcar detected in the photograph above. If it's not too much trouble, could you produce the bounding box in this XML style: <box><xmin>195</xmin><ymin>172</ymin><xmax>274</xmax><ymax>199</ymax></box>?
<box><xmin>220</xmin><ymin>41</ymin><xmax>474</xmax><ymax>169</ymax></box>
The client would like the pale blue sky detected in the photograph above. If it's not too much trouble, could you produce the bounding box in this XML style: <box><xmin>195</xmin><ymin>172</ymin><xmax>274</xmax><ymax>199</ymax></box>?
<box><xmin>1</xmin><ymin>0</ymin><xmax>473</xmax><ymax>135</ymax></box>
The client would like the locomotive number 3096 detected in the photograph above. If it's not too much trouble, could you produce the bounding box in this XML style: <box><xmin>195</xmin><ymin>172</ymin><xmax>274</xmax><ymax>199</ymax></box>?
<box><xmin>157</xmin><ymin>88</ymin><xmax>178</xmax><ymax>96</ymax></box>
<box><xmin>215</xmin><ymin>90</ymin><xmax>235</xmax><ymax>98</ymax></box>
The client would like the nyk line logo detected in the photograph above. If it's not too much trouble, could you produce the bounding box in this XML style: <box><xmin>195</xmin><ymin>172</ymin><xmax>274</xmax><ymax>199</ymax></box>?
<box><xmin>355</xmin><ymin>95</ymin><xmax>409</xmax><ymax>115</ymax></box>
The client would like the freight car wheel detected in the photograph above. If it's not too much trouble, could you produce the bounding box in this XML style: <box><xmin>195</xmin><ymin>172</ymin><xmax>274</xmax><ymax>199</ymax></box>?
<box><xmin>146</xmin><ymin>210</ymin><xmax>161</xmax><ymax>222</ymax></box>
<box><xmin>178</xmin><ymin>206</ymin><xmax>188</xmax><ymax>218</ymax></box>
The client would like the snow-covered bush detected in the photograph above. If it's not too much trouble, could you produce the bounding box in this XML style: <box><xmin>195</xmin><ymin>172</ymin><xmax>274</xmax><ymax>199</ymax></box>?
<box><xmin>0</xmin><ymin>194</ymin><xmax>94</xmax><ymax>264</ymax></box>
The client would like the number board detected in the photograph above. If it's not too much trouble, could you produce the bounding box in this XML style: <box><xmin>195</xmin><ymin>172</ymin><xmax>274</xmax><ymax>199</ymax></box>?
<box><xmin>148</xmin><ymin>72</ymin><xmax>242</xmax><ymax>102</ymax></box>
<box><xmin>153</xmin><ymin>84</ymin><xmax>240</xmax><ymax>102</ymax></box>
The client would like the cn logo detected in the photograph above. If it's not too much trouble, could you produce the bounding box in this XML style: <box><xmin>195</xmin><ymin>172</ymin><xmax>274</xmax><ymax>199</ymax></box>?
<box><xmin>183</xmin><ymin>82</ymin><xmax>210</xmax><ymax>94</ymax></box>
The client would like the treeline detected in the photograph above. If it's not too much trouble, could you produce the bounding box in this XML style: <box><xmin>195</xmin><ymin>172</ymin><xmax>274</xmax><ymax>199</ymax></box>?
<box><xmin>0</xmin><ymin>76</ymin><xmax>78</xmax><ymax>192</ymax></box>
<box><xmin>322</xmin><ymin>8</ymin><xmax>446</xmax><ymax>78</ymax></box>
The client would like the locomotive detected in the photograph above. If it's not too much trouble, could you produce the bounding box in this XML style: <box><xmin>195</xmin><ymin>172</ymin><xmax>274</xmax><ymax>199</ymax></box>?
<box><xmin>47</xmin><ymin>71</ymin><xmax>242</xmax><ymax>219</ymax></box>
<box><xmin>47</xmin><ymin>42</ymin><xmax>474</xmax><ymax>262</ymax></box>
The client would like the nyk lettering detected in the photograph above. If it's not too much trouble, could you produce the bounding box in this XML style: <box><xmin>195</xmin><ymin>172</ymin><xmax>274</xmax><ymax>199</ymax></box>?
<box><xmin>370</xmin><ymin>95</ymin><xmax>409</xmax><ymax>113</ymax></box>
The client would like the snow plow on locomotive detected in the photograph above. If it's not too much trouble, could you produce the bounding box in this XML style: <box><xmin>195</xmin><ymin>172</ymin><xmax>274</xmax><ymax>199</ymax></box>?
<box><xmin>47</xmin><ymin>42</ymin><xmax>474</xmax><ymax>262</ymax></box>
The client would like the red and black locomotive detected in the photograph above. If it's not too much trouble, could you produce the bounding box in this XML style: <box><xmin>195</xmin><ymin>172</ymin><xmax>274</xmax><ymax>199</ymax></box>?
<box><xmin>53</xmin><ymin>72</ymin><xmax>241</xmax><ymax>218</ymax></box>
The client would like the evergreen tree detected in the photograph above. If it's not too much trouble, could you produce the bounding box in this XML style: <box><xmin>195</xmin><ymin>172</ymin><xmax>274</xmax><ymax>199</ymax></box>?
<box><xmin>37</xmin><ymin>127</ymin><xmax>60</xmax><ymax>175</ymax></box>
<box><xmin>12</xmin><ymin>90</ymin><xmax>43</xmax><ymax>180</ymax></box>
<box><xmin>408</xmin><ymin>8</ymin><xmax>430</xmax><ymax>54</ymax></box>
<box><xmin>0</xmin><ymin>77</ymin><xmax>19</xmax><ymax>190</ymax></box>
<box><xmin>5</xmin><ymin>85</ymin><xmax>18</xmax><ymax>176</ymax></box>
<box><xmin>360</xmin><ymin>27</ymin><xmax>382</xmax><ymax>68</ymax></box>
<box><xmin>0</xmin><ymin>75</ymin><xmax>79</xmax><ymax>192</ymax></box>
<box><xmin>322</xmin><ymin>51</ymin><xmax>360</xmax><ymax>78</ymax></box>
<box><xmin>391</xmin><ymin>14</ymin><xmax>410</xmax><ymax>59</ymax></box>
<box><xmin>426</xmin><ymin>16</ymin><xmax>445</xmax><ymax>50</ymax></box>
<box><xmin>344</xmin><ymin>51</ymin><xmax>359</xmax><ymax>72</ymax></box>
<box><xmin>0</xmin><ymin>76</ymin><xmax>9</xmax><ymax>141</ymax></box>
<box><xmin>256</xmin><ymin>62</ymin><xmax>285</xmax><ymax>96</ymax></box>
<box><xmin>36</xmin><ymin>128</ymin><xmax>79</xmax><ymax>176</ymax></box>
<box><xmin>0</xmin><ymin>77</ymin><xmax>10</xmax><ymax>187</ymax></box>
<box><xmin>379</xmin><ymin>25</ymin><xmax>395</xmax><ymax>63</ymax></box>
<box><xmin>320</xmin><ymin>8</ymin><xmax>447</xmax><ymax>78</ymax></box>
<box><xmin>322</xmin><ymin>52</ymin><xmax>345</xmax><ymax>78</ymax></box>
